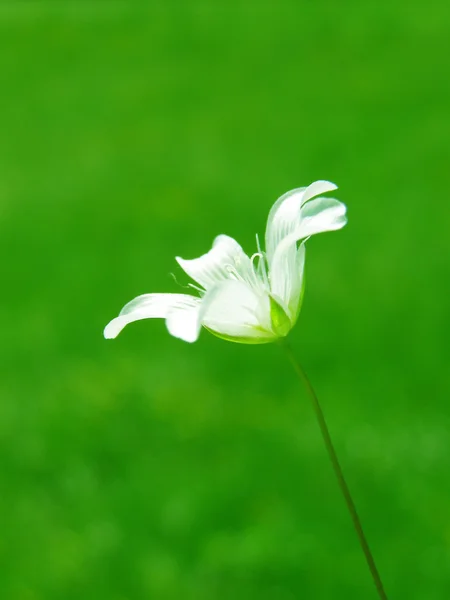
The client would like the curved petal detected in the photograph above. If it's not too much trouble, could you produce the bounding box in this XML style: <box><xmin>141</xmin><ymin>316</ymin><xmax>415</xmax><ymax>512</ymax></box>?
<box><xmin>104</xmin><ymin>293</ymin><xmax>201</xmax><ymax>339</ymax></box>
<box><xmin>265</xmin><ymin>187</ymin><xmax>306</xmax><ymax>261</ymax></box>
<box><xmin>176</xmin><ymin>234</ymin><xmax>261</xmax><ymax>292</ymax></box>
<box><xmin>290</xmin><ymin>243</ymin><xmax>306</xmax><ymax>319</ymax></box>
<box><xmin>270</xmin><ymin>240</ymin><xmax>306</xmax><ymax>317</ymax></box>
<box><xmin>301</xmin><ymin>180</ymin><xmax>338</xmax><ymax>204</ymax></box>
<box><xmin>269</xmin><ymin>197</ymin><xmax>346</xmax><ymax>309</ymax></box>
<box><xmin>165</xmin><ymin>297</ymin><xmax>203</xmax><ymax>343</ymax></box>
<box><xmin>201</xmin><ymin>280</ymin><xmax>275</xmax><ymax>342</ymax></box>
<box><xmin>296</xmin><ymin>197</ymin><xmax>347</xmax><ymax>239</ymax></box>
<box><xmin>265</xmin><ymin>181</ymin><xmax>337</xmax><ymax>262</ymax></box>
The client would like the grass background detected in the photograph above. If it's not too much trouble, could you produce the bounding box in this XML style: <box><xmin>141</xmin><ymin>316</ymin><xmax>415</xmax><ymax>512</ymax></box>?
<box><xmin>1</xmin><ymin>1</ymin><xmax>449</xmax><ymax>599</ymax></box>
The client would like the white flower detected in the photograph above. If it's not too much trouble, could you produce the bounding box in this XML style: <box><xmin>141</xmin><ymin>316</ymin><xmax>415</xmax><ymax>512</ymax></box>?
<box><xmin>104</xmin><ymin>180</ymin><xmax>347</xmax><ymax>344</ymax></box>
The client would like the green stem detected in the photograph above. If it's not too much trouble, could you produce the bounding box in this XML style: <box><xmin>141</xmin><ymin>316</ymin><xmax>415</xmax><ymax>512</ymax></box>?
<box><xmin>281</xmin><ymin>340</ymin><xmax>388</xmax><ymax>600</ymax></box>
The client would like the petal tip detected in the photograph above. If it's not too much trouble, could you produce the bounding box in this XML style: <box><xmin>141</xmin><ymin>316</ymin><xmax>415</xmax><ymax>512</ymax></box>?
<box><xmin>175</xmin><ymin>256</ymin><xmax>188</xmax><ymax>269</ymax></box>
<box><xmin>314</xmin><ymin>179</ymin><xmax>338</xmax><ymax>192</ymax></box>
<box><xmin>103</xmin><ymin>319</ymin><xmax>121</xmax><ymax>339</ymax></box>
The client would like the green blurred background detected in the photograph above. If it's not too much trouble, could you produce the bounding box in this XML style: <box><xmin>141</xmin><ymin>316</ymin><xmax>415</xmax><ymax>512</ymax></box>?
<box><xmin>1</xmin><ymin>1</ymin><xmax>449</xmax><ymax>599</ymax></box>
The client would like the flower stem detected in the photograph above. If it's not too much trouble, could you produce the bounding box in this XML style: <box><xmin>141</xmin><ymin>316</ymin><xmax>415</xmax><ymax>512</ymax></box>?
<box><xmin>280</xmin><ymin>340</ymin><xmax>388</xmax><ymax>600</ymax></box>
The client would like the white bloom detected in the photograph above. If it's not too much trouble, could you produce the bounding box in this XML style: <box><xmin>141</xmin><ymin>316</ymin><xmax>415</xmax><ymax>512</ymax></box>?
<box><xmin>104</xmin><ymin>180</ymin><xmax>347</xmax><ymax>344</ymax></box>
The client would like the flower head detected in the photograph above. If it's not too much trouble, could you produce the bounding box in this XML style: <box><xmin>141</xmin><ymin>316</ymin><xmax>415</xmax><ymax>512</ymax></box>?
<box><xmin>104</xmin><ymin>181</ymin><xmax>347</xmax><ymax>344</ymax></box>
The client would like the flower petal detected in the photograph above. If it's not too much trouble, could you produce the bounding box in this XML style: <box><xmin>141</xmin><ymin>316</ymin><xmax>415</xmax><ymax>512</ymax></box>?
<box><xmin>201</xmin><ymin>280</ymin><xmax>275</xmax><ymax>342</ymax></box>
<box><xmin>176</xmin><ymin>234</ymin><xmax>262</xmax><ymax>294</ymax></box>
<box><xmin>269</xmin><ymin>240</ymin><xmax>306</xmax><ymax>318</ymax></box>
<box><xmin>297</xmin><ymin>197</ymin><xmax>347</xmax><ymax>239</ymax></box>
<box><xmin>291</xmin><ymin>243</ymin><xmax>306</xmax><ymax>319</ymax></box>
<box><xmin>176</xmin><ymin>235</ymin><xmax>247</xmax><ymax>290</ymax></box>
<box><xmin>265</xmin><ymin>187</ymin><xmax>306</xmax><ymax>262</ymax></box>
<box><xmin>265</xmin><ymin>181</ymin><xmax>337</xmax><ymax>262</ymax></box>
<box><xmin>301</xmin><ymin>180</ymin><xmax>338</xmax><ymax>204</ymax></box>
<box><xmin>104</xmin><ymin>293</ymin><xmax>201</xmax><ymax>339</ymax></box>
<box><xmin>165</xmin><ymin>297</ymin><xmax>203</xmax><ymax>343</ymax></box>
<box><xmin>269</xmin><ymin>197</ymin><xmax>346</xmax><ymax>309</ymax></box>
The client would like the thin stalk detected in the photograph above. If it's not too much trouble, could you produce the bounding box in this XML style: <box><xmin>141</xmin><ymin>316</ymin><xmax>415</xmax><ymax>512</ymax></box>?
<box><xmin>281</xmin><ymin>340</ymin><xmax>388</xmax><ymax>600</ymax></box>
